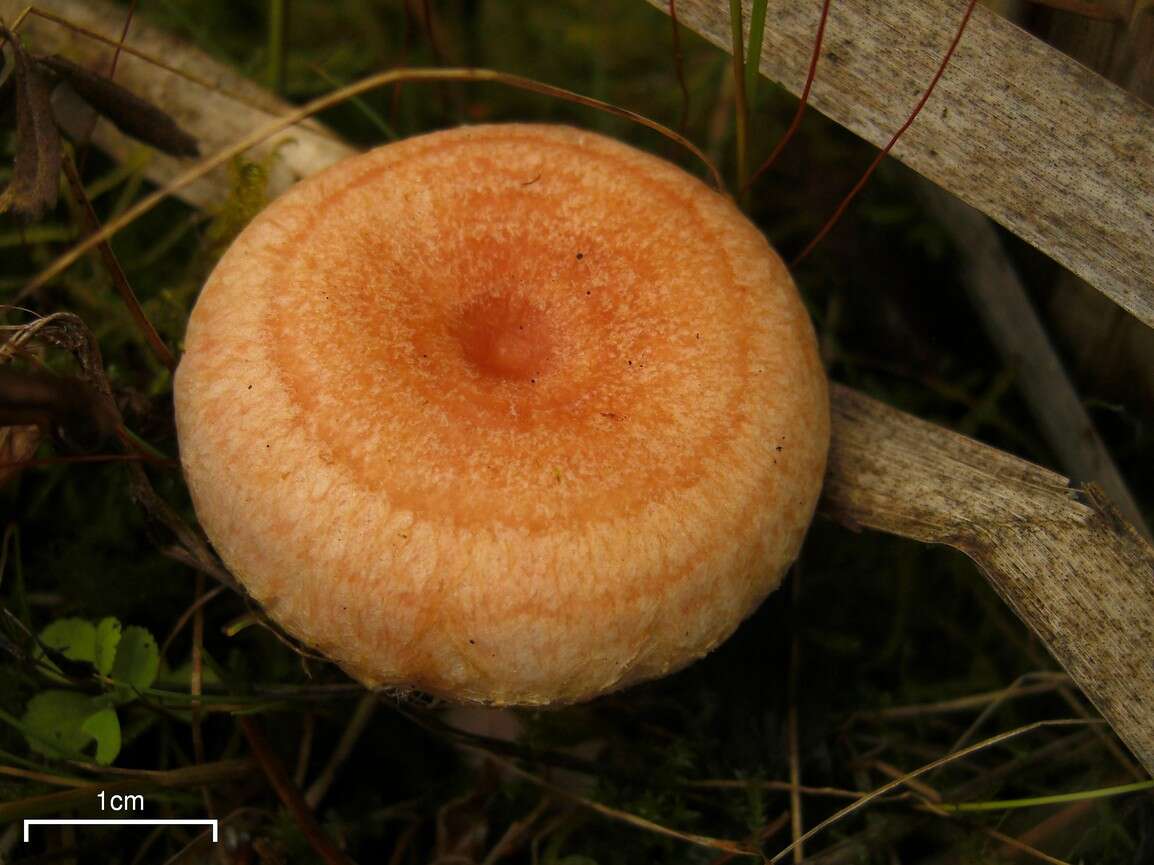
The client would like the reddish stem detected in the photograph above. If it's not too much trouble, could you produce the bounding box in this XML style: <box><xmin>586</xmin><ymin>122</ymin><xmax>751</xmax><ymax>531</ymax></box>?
<box><xmin>747</xmin><ymin>0</ymin><xmax>833</xmax><ymax>188</ymax></box>
<box><xmin>59</xmin><ymin>153</ymin><xmax>177</xmax><ymax>370</ymax></box>
<box><xmin>792</xmin><ymin>0</ymin><xmax>980</xmax><ymax>267</ymax></box>
<box><xmin>239</xmin><ymin>716</ymin><xmax>358</xmax><ymax>865</ymax></box>
<box><xmin>391</xmin><ymin>1</ymin><xmax>415</xmax><ymax>123</ymax></box>
<box><xmin>106</xmin><ymin>0</ymin><xmax>138</xmax><ymax>78</ymax></box>
<box><xmin>75</xmin><ymin>0</ymin><xmax>138</xmax><ymax>174</ymax></box>
<box><xmin>669</xmin><ymin>0</ymin><xmax>690</xmax><ymax>135</ymax></box>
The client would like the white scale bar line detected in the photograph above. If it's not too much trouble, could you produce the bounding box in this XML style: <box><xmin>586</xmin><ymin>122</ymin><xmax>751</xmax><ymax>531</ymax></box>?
<box><xmin>24</xmin><ymin>819</ymin><xmax>218</xmax><ymax>843</ymax></box>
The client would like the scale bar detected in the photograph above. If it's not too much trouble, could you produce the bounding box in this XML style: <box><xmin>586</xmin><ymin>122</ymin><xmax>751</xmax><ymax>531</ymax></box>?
<box><xmin>24</xmin><ymin>819</ymin><xmax>218</xmax><ymax>843</ymax></box>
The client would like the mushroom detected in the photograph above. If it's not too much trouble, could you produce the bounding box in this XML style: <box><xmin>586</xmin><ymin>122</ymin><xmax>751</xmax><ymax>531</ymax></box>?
<box><xmin>174</xmin><ymin>124</ymin><xmax>829</xmax><ymax>705</ymax></box>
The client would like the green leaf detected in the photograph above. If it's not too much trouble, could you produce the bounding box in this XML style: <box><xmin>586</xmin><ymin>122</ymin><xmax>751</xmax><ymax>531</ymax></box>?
<box><xmin>93</xmin><ymin>617</ymin><xmax>122</xmax><ymax>676</ymax></box>
<box><xmin>40</xmin><ymin>618</ymin><xmax>96</xmax><ymax>663</ymax></box>
<box><xmin>744</xmin><ymin>0</ymin><xmax>769</xmax><ymax>104</ymax></box>
<box><xmin>80</xmin><ymin>708</ymin><xmax>122</xmax><ymax>766</ymax></box>
<box><xmin>21</xmin><ymin>690</ymin><xmax>96</xmax><ymax>760</ymax></box>
<box><xmin>21</xmin><ymin>691</ymin><xmax>123</xmax><ymax>765</ymax></box>
<box><xmin>111</xmin><ymin>626</ymin><xmax>159</xmax><ymax>692</ymax></box>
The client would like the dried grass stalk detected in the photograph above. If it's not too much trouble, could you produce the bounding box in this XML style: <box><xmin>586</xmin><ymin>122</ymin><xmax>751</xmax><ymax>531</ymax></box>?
<box><xmin>822</xmin><ymin>385</ymin><xmax>1154</xmax><ymax>775</ymax></box>
<box><xmin>0</xmin><ymin>0</ymin><xmax>355</xmax><ymax>209</ymax></box>
<box><xmin>647</xmin><ymin>0</ymin><xmax>1154</xmax><ymax>328</ymax></box>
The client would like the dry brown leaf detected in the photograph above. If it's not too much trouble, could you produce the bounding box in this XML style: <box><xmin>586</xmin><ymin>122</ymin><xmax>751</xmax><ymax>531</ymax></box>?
<box><xmin>0</xmin><ymin>425</ymin><xmax>41</xmax><ymax>487</ymax></box>
<box><xmin>0</xmin><ymin>0</ymin><xmax>354</xmax><ymax>210</ymax></box>
<box><xmin>0</xmin><ymin>26</ymin><xmax>61</xmax><ymax>219</ymax></box>
<box><xmin>647</xmin><ymin>0</ymin><xmax>1154</xmax><ymax>328</ymax></box>
<box><xmin>38</xmin><ymin>53</ymin><xmax>199</xmax><ymax>158</ymax></box>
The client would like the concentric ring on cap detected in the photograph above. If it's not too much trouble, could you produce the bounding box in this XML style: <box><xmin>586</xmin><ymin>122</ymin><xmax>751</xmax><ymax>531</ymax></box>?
<box><xmin>174</xmin><ymin>124</ymin><xmax>829</xmax><ymax>705</ymax></box>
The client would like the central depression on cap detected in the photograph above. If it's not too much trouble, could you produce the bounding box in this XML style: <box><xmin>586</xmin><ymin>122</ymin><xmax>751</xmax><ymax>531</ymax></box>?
<box><xmin>174</xmin><ymin>124</ymin><xmax>830</xmax><ymax>705</ymax></box>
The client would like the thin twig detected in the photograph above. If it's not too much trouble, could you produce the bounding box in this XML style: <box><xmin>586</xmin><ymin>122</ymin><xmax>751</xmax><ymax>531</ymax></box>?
<box><xmin>870</xmin><ymin>760</ymin><xmax>941</xmax><ymax>804</ymax></box>
<box><xmin>1030</xmin><ymin>0</ymin><xmax>1127</xmax><ymax>19</ymax></box>
<box><xmin>746</xmin><ymin>0</ymin><xmax>832</xmax><ymax>187</ymax></box>
<box><xmin>190</xmin><ymin>573</ymin><xmax>206</xmax><ymax>754</ymax></box>
<box><xmin>159</xmin><ymin>584</ymin><xmax>227</xmax><ymax>658</ymax></box>
<box><xmin>0</xmin><ymin>452</ymin><xmax>174</xmax><ymax>471</ymax></box>
<box><xmin>104</xmin><ymin>0</ymin><xmax>135</xmax><ymax>77</ymax></box>
<box><xmin>479</xmin><ymin>796</ymin><xmax>551</xmax><ymax>865</ymax></box>
<box><xmin>293</xmin><ymin>713</ymin><xmax>314</xmax><ymax>789</ymax></box>
<box><xmin>792</xmin><ymin>0</ymin><xmax>980</xmax><ymax>265</ymax></box>
<box><xmin>915</xmin><ymin>800</ymin><xmax>1075</xmax><ymax>865</ymax></box>
<box><xmin>188</xmin><ymin>569</ymin><xmax>220</xmax><ymax>858</ymax></box>
<box><xmin>687</xmin><ymin>779</ymin><xmax>869</xmax><ymax>801</ymax></box>
<box><xmin>25</xmin><ymin>66</ymin><xmax>723</xmax><ymax>296</ymax></box>
<box><xmin>855</xmin><ymin>673</ymin><xmax>1068</xmax><ymax>721</ymax></box>
<box><xmin>304</xmin><ymin>692</ymin><xmax>377</xmax><ymax>809</ymax></box>
<box><xmin>709</xmin><ymin>811</ymin><xmax>789</xmax><ymax>865</ymax></box>
<box><xmin>0</xmin><ymin>765</ymin><xmax>88</xmax><ymax>787</ymax></box>
<box><xmin>58</xmin><ymin>151</ymin><xmax>175</xmax><ymax>370</ymax></box>
<box><xmin>477</xmin><ymin>749</ymin><xmax>759</xmax><ymax>859</ymax></box>
<box><xmin>417</xmin><ymin>0</ymin><xmax>455</xmax><ymax>115</ymax></box>
<box><xmin>73</xmin><ymin>0</ymin><xmax>137</xmax><ymax>173</ymax></box>
<box><xmin>0</xmin><ymin>759</ymin><xmax>255</xmax><ymax>821</ymax></box>
<box><xmin>767</xmin><ymin>719</ymin><xmax>1099</xmax><ymax>863</ymax></box>
<box><xmin>787</xmin><ymin>566</ymin><xmax>804</xmax><ymax>864</ymax></box>
<box><xmin>795</xmin><ymin>731</ymin><xmax>1097</xmax><ymax>865</ymax></box>
<box><xmin>239</xmin><ymin>716</ymin><xmax>358</xmax><ymax>865</ymax></box>
<box><xmin>668</xmin><ymin>0</ymin><xmax>690</xmax><ymax>135</ymax></box>
<box><xmin>947</xmin><ymin>674</ymin><xmax>1045</xmax><ymax>758</ymax></box>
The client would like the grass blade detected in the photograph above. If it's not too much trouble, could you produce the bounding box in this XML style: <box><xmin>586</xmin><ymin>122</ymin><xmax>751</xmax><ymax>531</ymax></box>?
<box><xmin>728</xmin><ymin>0</ymin><xmax>748</xmax><ymax>197</ymax></box>
<box><xmin>744</xmin><ymin>0</ymin><xmax>768</xmax><ymax>105</ymax></box>
<box><xmin>939</xmin><ymin>779</ymin><xmax>1154</xmax><ymax>813</ymax></box>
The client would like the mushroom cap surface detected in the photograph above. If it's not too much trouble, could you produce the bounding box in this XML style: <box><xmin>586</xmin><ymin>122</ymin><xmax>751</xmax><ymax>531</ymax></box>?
<box><xmin>174</xmin><ymin>124</ymin><xmax>829</xmax><ymax>705</ymax></box>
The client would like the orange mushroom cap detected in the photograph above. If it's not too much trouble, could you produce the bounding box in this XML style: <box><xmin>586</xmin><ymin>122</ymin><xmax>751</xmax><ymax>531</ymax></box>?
<box><xmin>174</xmin><ymin>124</ymin><xmax>829</xmax><ymax>705</ymax></box>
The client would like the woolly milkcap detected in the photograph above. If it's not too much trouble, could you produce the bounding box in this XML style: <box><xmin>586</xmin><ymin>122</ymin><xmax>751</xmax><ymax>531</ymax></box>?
<box><xmin>174</xmin><ymin>124</ymin><xmax>829</xmax><ymax>705</ymax></box>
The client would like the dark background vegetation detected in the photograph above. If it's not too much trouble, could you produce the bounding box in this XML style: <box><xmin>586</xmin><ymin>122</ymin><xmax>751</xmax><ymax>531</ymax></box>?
<box><xmin>2</xmin><ymin>0</ymin><xmax>1152</xmax><ymax>862</ymax></box>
